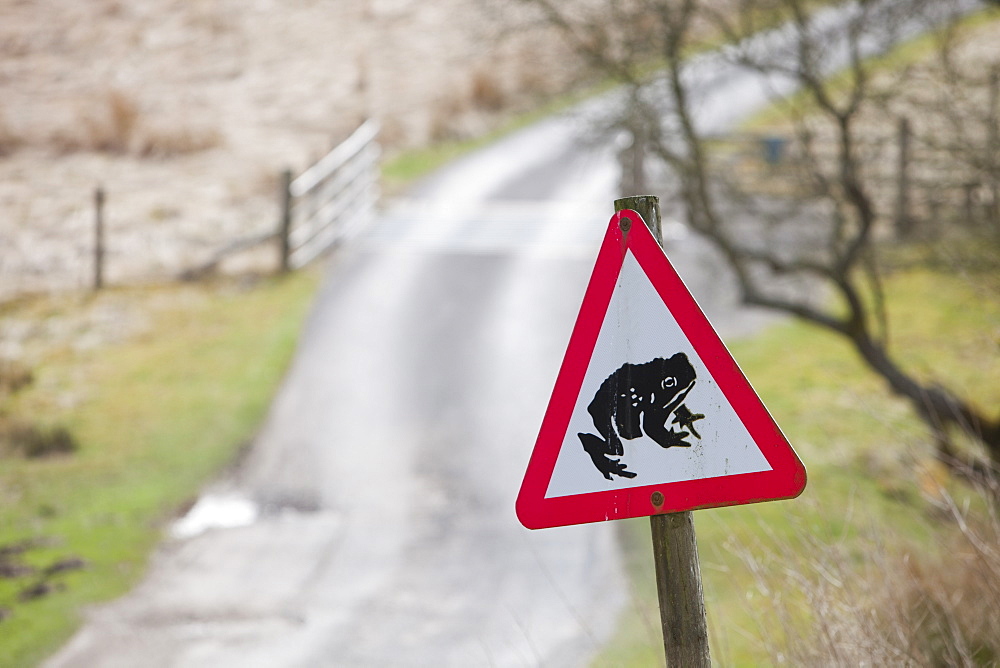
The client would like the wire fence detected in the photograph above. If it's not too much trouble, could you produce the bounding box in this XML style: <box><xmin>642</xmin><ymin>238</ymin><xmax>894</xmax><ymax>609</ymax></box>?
<box><xmin>280</xmin><ymin>118</ymin><xmax>380</xmax><ymax>271</ymax></box>
<box><xmin>708</xmin><ymin>118</ymin><xmax>999</xmax><ymax>238</ymax></box>
<box><xmin>0</xmin><ymin>119</ymin><xmax>382</xmax><ymax>301</ymax></box>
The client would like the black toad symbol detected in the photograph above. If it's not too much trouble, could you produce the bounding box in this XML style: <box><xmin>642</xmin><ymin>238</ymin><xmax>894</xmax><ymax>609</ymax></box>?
<box><xmin>578</xmin><ymin>353</ymin><xmax>706</xmax><ymax>480</ymax></box>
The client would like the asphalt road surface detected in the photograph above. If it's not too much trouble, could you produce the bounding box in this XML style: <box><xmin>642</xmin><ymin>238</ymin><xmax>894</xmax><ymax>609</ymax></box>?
<box><xmin>50</xmin><ymin>3</ymin><xmax>975</xmax><ymax>665</ymax></box>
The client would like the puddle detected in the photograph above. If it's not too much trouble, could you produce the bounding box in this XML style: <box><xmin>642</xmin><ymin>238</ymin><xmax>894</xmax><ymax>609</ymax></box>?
<box><xmin>171</xmin><ymin>493</ymin><xmax>260</xmax><ymax>539</ymax></box>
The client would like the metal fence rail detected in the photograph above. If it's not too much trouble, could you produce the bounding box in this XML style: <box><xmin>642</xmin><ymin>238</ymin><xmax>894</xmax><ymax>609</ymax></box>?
<box><xmin>280</xmin><ymin>119</ymin><xmax>381</xmax><ymax>270</ymax></box>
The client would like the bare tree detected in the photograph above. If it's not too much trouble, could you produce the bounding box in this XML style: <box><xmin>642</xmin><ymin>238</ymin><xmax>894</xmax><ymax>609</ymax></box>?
<box><xmin>513</xmin><ymin>0</ymin><xmax>1000</xmax><ymax>480</ymax></box>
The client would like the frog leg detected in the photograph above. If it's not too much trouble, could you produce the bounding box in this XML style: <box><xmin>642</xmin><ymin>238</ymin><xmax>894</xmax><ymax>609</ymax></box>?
<box><xmin>581</xmin><ymin>387</ymin><xmax>637</xmax><ymax>479</ymax></box>
<box><xmin>578</xmin><ymin>433</ymin><xmax>637</xmax><ymax>480</ymax></box>
<box><xmin>643</xmin><ymin>411</ymin><xmax>693</xmax><ymax>448</ymax></box>
<box><xmin>672</xmin><ymin>404</ymin><xmax>705</xmax><ymax>439</ymax></box>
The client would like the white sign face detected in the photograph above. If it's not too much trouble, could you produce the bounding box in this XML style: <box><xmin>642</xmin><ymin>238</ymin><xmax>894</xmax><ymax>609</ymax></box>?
<box><xmin>544</xmin><ymin>251</ymin><xmax>772</xmax><ymax>498</ymax></box>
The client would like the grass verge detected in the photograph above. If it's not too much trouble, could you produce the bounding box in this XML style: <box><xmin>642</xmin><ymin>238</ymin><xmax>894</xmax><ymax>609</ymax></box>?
<box><xmin>593</xmin><ymin>265</ymin><xmax>1000</xmax><ymax>666</ymax></box>
<box><xmin>0</xmin><ymin>269</ymin><xmax>321</xmax><ymax>665</ymax></box>
<box><xmin>380</xmin><ymin>83</ymin><xmax>611</xmax><ymax>194</ymax></box>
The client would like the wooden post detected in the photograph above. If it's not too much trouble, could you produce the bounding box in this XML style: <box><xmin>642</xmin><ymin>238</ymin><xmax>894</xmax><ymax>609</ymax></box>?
<box><xmin>649</xmin><ymin>509</ymin><xmax>711</xmax><ymax>667</ymax></box>
<box><xmin>895</xmin><ymin>116</ymin><xmax>912</xmax><ymax>239</ymax></box>
<box><xmin>278</xmin><ymin>168</ymin><xmax>293</xmax><ymax>273</ymax></box>
<box><xmin>94</xmin><ymin>186</ymin><xmax>105</xmax><ymax>290</ymax></box>
<box><xmin>616</xmin><ymin>194</ymin><xmax>661</xmax><ymax>241</ymax></box>
<box><xmin>988</xmin><ymin>66</ymin><xmax>999</xmax><ymax>232</ymax></box>
<box><xmin>964</xmin><ymin>181</ymin><xmax>978</xmax><ymax>226</ymax></box>
<box><xmin>614</xmin><ymin>195</ymin><xmax>711</xmax><ymax>668</ymax></box>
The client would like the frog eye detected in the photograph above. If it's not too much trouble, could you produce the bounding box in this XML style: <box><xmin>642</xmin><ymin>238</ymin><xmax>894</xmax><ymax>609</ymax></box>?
<box><xmin>661</xmin><ymin>377</ymin><xmax>677</xmax><ymax>389</ymax></box>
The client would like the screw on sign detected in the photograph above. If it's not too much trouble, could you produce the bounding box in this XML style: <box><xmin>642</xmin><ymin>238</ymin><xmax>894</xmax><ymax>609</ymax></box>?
<box><xmin>516</xmin><ymin>196</ymin><xmax>806</xmax><ymax>666</ymax></box>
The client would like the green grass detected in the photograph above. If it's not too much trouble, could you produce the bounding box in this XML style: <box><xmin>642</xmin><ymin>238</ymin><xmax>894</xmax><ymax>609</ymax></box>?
<box><xmin>380</xmin><ymin>83</ymin><xmax>612</xmax><ymax>193</ymax></box>
<box><xmin>0</xmin><ymin>270</ymin><xmax>321</xmax><ymax>665</ymax></box>
<box><xmin>593</xmin><ymin>266</ymin><xmax>1000</xmax><ymax>666</ymax></box>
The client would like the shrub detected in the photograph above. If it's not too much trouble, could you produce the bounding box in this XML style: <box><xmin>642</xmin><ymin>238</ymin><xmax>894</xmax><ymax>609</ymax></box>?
<box><xmin>0</xmin><ymin>359</ymin><xmax>33</xmax><ymax>397</ymax></box>
<box><xmin>82</xmin><ymin>89</ymin><xmax>139</xmax><ymax>154</ymax></box>
<box><xmin>51</xmin><ymin>89</ymin><xmax>221</xmax><ymax>157</ymax></box>
<box><xmin>470</xmin><ymin>69</ymin><xmax>506</xmax><ymax>111</ymax></box>
<box><xmin>0</xmin><ymin>420</ymin><xmax>78</xmax><ymax>459</ymax></box>
<box><xmin>739</xmin><ymin>485</ymin><xmax>1000</xmax><ymax>666</ymax></box>
<box><xmin>17</xmin><ymin>425</ymin><xmax>78</xmax><ymax>458</ymax></box>
<box><xmin>0</xmin><ymin>110</ymin><xmax>21</xmax><ymax>157</ymax></box>
<box><xmin>132</xmin><ymin>123</ymin><xmax>222</xmax><ymax>158</ymax></box>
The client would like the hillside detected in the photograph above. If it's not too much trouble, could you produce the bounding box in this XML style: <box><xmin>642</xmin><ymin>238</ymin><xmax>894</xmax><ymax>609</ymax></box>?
<box><xmin>0</xmin><ymin>0</ymin><xmax>579</xmax><ymax>298</ymax></box>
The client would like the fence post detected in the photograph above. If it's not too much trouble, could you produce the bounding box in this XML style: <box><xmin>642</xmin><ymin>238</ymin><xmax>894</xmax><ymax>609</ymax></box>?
<box><xmin>94</xmin><ymin>186</ymin><xmax>105</xmax><ymax>290</ymax></box>
<box><xmin>964</xmin><ymin>181</ymin><xmax>978</xmax><ymax>226</ymax></box>
<box><xmin>614</xmin><ymin>194</ymin><xmax>711</xmax><ymax>668</ymax></box>
<box><xmin>278</xmin><ymin>168</ymin><xmax>293</xmax><ymax>273</ymax></box>
<box><xmin>988</xmin><ymin>66</ymin><xmax>999</xmax><ymax>232</ymax></box>
<box><xmin>895</xmin><ymin>116</ymin><xmax>912</xmax><ymax>239</ymax></box>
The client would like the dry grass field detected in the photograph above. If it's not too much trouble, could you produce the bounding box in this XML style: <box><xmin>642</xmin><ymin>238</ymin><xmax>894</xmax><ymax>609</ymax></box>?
<box><xmin>0</xmin><ymin>0</ymin><xmax>581</xmax><ymax>299</ymax></box>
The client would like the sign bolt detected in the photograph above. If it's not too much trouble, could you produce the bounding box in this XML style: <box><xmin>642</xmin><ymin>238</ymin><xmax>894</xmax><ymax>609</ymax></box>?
<box><xmin>651</xmin><ymin>491</ymin><xmax>664</xmax><ymax>507</ymax></box>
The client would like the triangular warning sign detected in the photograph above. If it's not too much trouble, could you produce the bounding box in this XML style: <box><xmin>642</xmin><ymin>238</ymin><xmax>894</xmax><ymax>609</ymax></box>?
<box><xmin>517</xmin><ymin>210</ymin><xmax>806</xmax><ymax>530</ymax></box>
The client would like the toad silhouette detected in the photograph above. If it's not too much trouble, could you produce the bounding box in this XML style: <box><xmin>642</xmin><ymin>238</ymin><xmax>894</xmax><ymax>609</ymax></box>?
<box><xmin>578</xmin><ymin>353</ymin><xmax>706</xmax><ymax>480</ymax></box>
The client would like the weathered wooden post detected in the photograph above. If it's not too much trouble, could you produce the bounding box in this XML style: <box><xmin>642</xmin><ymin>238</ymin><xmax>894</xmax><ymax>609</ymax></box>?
<box><xmin>988</xmin><ymin>66</ymin><xmax>999</xmax><ymax>231</ymax></box>
<box><xmin>94</xmin><ymin>185</ymin><xmax>106</xmax><ymax>290</ymax></box>
<box><xmin>278</xmin><ymin>168</ymin><xmax>294</xmax><ymax>273</ymax></box>
<box><xmin>895</xmin><ymin>116</ymin><xmax>912</xmax><ymax>239</ymax></box>
<box><xmin>615</xmin><ymin>195</ymin><xmax>711</xmax><ymax>668</ymax></box>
